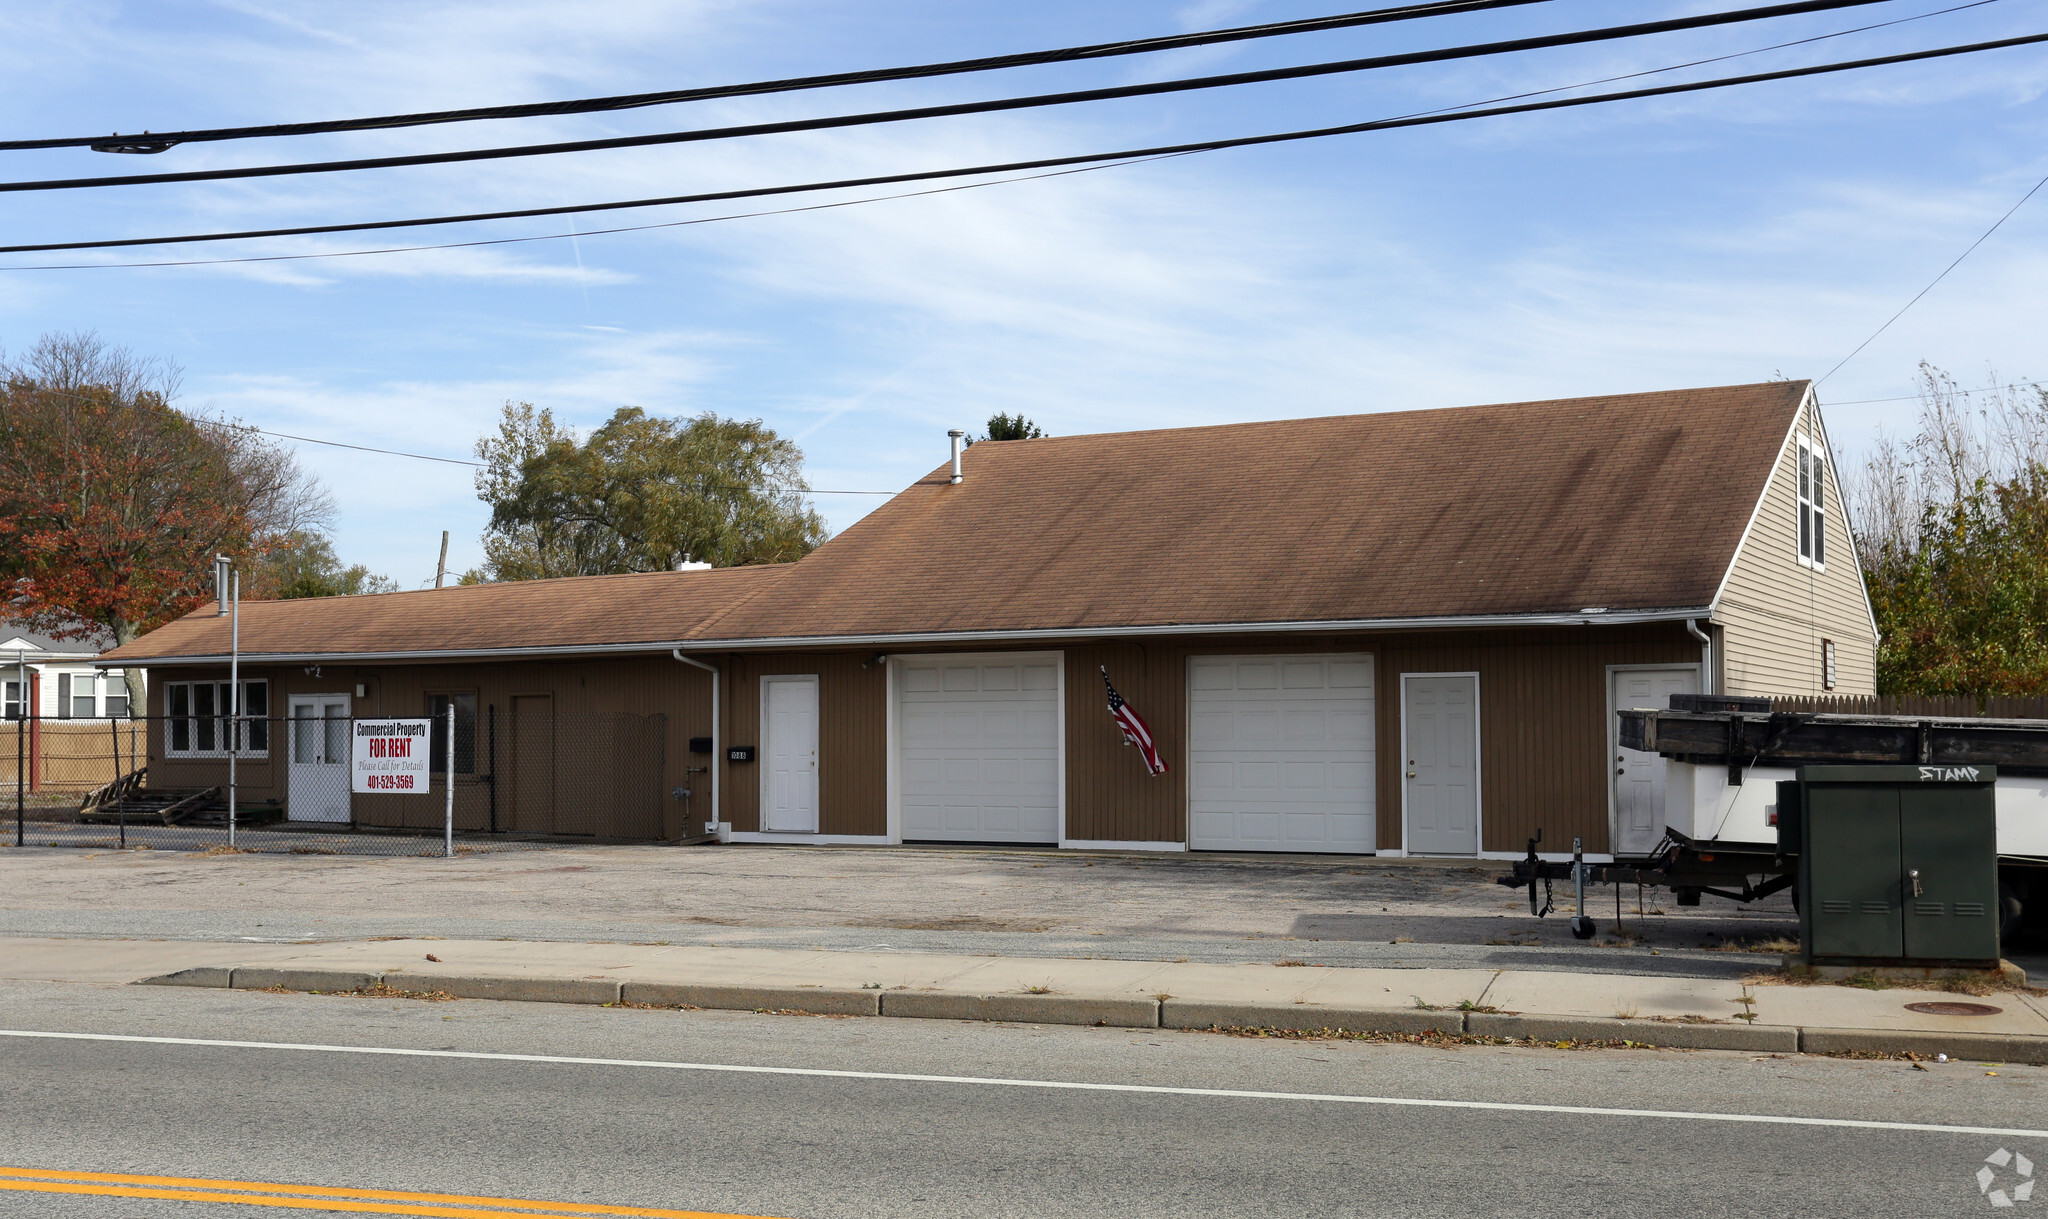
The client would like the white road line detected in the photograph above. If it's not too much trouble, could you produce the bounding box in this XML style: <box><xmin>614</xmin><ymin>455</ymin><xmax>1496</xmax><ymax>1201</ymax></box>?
<box><xmin>4</xmin><ymin>1027</ymin><xmax>2043</xmax><ymax>1139</ymax></box>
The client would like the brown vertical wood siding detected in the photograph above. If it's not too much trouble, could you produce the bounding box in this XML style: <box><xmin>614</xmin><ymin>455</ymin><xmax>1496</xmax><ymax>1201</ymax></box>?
<box><xmin>1374</xmin><ymin>624</ymin><xmax>1698</xmax><ymax>853</ymax></box>
<box><xmin>142</xmin><ymin>621</ymin><xmax>1693</xmax><ymax>853</ymax></box>
<box><xmin>1065</xmin><ymin>642</ymin><xmax>1185</xmax><ymax>843</ymax></box>
<box><xmin>142</xmin><ymin>654</ymin><xmax>713</xmax><ymax>840</ymax></box>
<box><xmin>718</xmin><ymin>651</ymin><xmax>887</xmax><ymax>836</ymax></box>
<box><xmin>721</xmin><ymin>625</ymin><xmax>1693</xmax><ymax>853</ymax></box>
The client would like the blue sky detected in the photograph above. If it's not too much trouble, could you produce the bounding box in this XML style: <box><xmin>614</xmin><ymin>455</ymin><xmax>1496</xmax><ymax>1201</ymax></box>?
<box><xmin>1</xmin><ymin>1</ymin><xmax>2044</xmax><ymax>585</ymax></box>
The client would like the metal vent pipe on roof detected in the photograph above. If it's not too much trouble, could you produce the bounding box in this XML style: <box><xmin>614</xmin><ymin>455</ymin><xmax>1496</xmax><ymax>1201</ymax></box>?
<box><xmin>214</xmin><ymin>554</ymin><xmax>231</xmax><ymax>616</ymax></box>
<box><xmin>948</xmin><ymin>430</ymin><xmax>965</xmax><ymax>484</ymax></box>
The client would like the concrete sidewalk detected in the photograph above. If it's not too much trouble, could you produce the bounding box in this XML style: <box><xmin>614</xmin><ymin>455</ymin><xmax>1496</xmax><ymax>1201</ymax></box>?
<box><xmin>7</xmin><ymin>935</ymin><xmax>2046</xmax><ymax>1064</ymax></box>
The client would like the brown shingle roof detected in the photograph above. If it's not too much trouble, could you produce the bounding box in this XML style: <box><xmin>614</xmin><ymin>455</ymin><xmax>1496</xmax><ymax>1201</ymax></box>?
<box><xmin>688</xmin><ymin>381</ymin><xmax>1808</xmax><ymax>642</ymax></box>
<box><xmin>101</xmin><ymin>564</ymin><xmax>793</xmax><ymax>663</ymax></box>
<box><xmin>104</xmin><ymin>381</ymin><xmax>1806</xmax><ymax>662</ymax></box>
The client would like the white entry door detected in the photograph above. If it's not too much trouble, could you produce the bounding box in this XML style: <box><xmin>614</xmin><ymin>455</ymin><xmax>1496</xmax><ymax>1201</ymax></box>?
<box><xmin>288</xmin><ymin>694</ymin><xmax>351</xmax><ymax>823</ymax></box>
<box><xmin>761</xmin><ymin>676</ymin><xmax>820</xmax><ymax>834</ymax></box>
<box><xmin>1403</xmin><ymin>674</ymin><xmax>1479</xmax><ymax>855</ymax></box>
<box><xmin>1188</xmin><ymin>655</ymin><xmax>1375</xmax><ymax>853</ymax></box>
<box><xmin>1611</xmin><ymin>667</ymin><xmax>1699</xmax><ymax>856</ymax></box>
<box><xmin>896</xmin><ymin>655</ymin><xmax>1061</xmax><ymax>843</ymax></box>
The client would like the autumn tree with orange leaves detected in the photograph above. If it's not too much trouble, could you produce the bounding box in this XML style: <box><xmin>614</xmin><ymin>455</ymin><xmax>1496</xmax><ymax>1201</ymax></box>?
<box><xmin>0</xmin><ymin>333</ymin><xmax>331</xmax><ymax>709</ymax></box>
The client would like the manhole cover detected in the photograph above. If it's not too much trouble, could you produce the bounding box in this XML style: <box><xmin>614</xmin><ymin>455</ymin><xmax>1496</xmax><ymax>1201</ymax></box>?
<box><xmin>1904</xmin><ymin>1001</ymin><xmax>2003</xmax><ymax>1017</ymax></box>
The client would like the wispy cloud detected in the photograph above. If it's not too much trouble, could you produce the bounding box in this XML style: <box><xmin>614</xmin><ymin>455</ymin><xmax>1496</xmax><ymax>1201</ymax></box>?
<box><xmin>3</xmin><ymin>0</ymin><xmax>2043</xmax><ymax>576</ymax></box>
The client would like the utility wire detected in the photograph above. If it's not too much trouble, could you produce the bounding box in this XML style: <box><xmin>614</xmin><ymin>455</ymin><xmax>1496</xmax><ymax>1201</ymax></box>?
<box><xmin>1</xmin><ymin>0</ymin><xmax>1558</xmax><ymax>153</ymax></box>
<box><xmin>17</xmin><ymin>17</ymin><xmax>2024</xmax><ymax>474</ymax></box>
<box><xmin>0</xmin><ymin>0</ymin><xmax>1901</xmax><ymax>196</ymax></box>
<box><xmin>0</xmin><ymin>0</ymin><xmax>1991</xmax><ymax>272</ymax></box>
<box><xmin>1818</xmin><ymin>167</ymin><xmax>2048</xmax><ymax>384</ymax></box>
<box><xmin>1823</xmin><ymin>382</ymin><xmax>2040</xmax><ymax>406</ymax></box>
<box><xmin>5</xmin><ymin>28</ymin><xmax>2042</xmax><ymax>258</ymax></box>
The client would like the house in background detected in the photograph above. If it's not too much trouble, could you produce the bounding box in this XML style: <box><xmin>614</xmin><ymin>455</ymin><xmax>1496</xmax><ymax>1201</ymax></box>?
<box><xmin>101</xmin><ymin>380</ymin><xmax>1875</xmax><ymax>860</ymax></box>
<box><xmin>1</xmin><ymin>623</ymin><xmax>136</xmax><ymax>793</ymax></box>
<box><xmin>1</xmin><ymin>624</ymin><xmax>129</xmax><ymax>721</ymax></box>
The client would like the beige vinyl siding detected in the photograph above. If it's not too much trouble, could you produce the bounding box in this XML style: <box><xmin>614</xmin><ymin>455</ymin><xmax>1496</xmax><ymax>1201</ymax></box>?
<box><xmin>1714</xmin><ymin>398</ymin><xmax>1877</xmax><ymax>696</ymax></box>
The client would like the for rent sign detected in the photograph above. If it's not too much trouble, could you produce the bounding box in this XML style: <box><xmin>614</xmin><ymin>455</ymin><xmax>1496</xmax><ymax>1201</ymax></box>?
<box><xmin>352</xmin><ymin>718</ymin><xmax>432</xmax><ymax>793</ymax></box>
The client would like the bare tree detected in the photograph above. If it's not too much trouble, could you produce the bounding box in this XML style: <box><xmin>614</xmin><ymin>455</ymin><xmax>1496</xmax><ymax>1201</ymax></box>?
<box><xmin>1848</xmin><ymin>362</ymin><xmax>2048</xmax><ymax>565</ymax></box>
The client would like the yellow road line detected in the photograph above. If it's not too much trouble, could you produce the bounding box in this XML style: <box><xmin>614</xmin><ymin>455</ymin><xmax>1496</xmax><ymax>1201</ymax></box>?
<box><xmin>0</xmin><ymin>1168</ymin><xmax>784</xmax><ymax>1218</ymax></box>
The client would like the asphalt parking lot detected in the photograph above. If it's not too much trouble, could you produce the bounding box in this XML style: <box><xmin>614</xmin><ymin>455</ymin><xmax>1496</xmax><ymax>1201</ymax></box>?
<box><xmin>0</xmin><ymin>840</ymin><xmax>1833</xmax><ymax>977</ymax></box>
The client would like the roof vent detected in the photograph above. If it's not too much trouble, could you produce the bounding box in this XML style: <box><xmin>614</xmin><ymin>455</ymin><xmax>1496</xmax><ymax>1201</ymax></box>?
<box><xmin>948</xmin><ymin>430</ymin><xmax>965</xmax><ymax>484</ymax></box>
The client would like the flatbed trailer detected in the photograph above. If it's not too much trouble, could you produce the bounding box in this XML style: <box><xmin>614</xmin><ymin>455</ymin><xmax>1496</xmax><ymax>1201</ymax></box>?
<box><xmin>1496</xmin><ymin>705</ymin><xmax>2048</xmax><ymax>940</ymax></box>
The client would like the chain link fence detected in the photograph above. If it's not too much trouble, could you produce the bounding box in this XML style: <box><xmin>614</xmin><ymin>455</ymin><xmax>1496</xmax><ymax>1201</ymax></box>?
<box><xmin>3</xmin><ymin>710</ymin><xmax>673</xmax><ymax>856</ymax></box>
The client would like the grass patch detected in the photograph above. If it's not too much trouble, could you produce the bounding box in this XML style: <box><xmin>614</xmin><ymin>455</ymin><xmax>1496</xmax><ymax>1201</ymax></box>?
<box><xmin>1746</xmin><ymin>968</ymin><xmax>2046</xmax><ymax>997</ymax></box>
<box><xmin>1705</xmin><ymin>936</ymin><xmax>1800</xmax><ymax>954</ymax></box>
<box><xmin>603</xmin><ymin>998</ymin><xmax>704</xmax><ymax>1011</ymax></box>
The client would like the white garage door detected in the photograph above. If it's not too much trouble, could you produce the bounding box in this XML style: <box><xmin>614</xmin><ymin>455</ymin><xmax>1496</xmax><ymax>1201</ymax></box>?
<box><xmin>897</xmin><ymin>655</ymin><xmax>1061</xmax><ymax>843</ymax></box>
<box><xmin>1188</xmin><ymin>654</ymin><xmax>1375</xmax><ymax>853</ymax></box>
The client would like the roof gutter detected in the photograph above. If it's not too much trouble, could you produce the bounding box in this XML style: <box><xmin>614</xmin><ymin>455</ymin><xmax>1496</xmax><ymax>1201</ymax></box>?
<box><xmin>674</xmin><ymin>606</ymin><xmax>1717</xmax><ymax>652</ymax></box>
<box><xmin>1685</xmin><ymin>618</ymin><xmax>1715</xmax><ymax>695</ymax></box>
<box><xmin>102</xmin><ymin>607</ymin><xmax>1714</xmax><ymax>667</ymax></box>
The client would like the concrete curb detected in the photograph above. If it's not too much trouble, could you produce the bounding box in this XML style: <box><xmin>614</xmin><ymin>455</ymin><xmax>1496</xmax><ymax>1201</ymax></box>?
<box><xmin>232</xmin><ymin>967</ymin><xmax>382</xmax><ymax>994</ymax></box>
<box><xmin>880</xmin><ymin>992</ymin><xmax>1159</xmax><ymax>1028</ymax></box>
<box><xmin>621</xmin><ymin>982</ymin><xmax>880</xmax><ymax>1016</ymax></box>
<box><xmin>127</xmin><ymin>967</ymin><xmax>2048</xmax><ymax>1063</ymax></box>
<box><xmin>392</xmin><ymin>973</ymin><xmax>621</xmax><ymax>1005</ymax></box>
<box><xmin>137</xmin><ymin>967</ymin><xmax>233</xmax><ymax>989</ymax></box>
<box><xmin>1798</xmin><ymin>1026</ymin><xmax>2048</xmax><ymax>1065</ymax></box>
<box><xmin>1161</xmin><ymin>1001</ymin><xmax>1463</xmax><ymax>1036</ymax></box>
<box><xmin>1467</xmin><ymin>1013</ymin><xmax>1800</xmax><ymax>1052</ymax></box>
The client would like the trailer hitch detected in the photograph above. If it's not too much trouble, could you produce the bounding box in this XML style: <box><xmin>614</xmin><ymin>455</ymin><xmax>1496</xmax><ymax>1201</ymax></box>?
<box><xmin>1521</xmin><ymin>830</ymin><xmax>1554</xmax><ymax>918</ymax></box>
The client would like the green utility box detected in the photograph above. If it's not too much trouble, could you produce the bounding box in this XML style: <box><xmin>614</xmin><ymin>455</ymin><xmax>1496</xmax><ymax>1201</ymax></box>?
<box><xmin>1779</xmin><ymin>765</ymin><xmax>2000</xmax><ymax>968</ymax></box>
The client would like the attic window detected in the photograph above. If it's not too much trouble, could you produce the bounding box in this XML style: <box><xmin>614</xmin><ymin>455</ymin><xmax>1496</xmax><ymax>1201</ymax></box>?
<box><xmin>1797</xmin><ymin>437</ymin><xmax>1826</xmax><ymax>569</ymax></box>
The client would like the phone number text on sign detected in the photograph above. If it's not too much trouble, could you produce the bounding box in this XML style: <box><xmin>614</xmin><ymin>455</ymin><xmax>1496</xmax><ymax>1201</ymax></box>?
<box><xmin>352</xmin><ymin>718</ymin><xmax>432</xmax><ymax>794</ymax></box>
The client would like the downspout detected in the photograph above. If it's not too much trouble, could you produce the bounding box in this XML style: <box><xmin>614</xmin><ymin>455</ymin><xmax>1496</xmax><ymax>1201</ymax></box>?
<box><xmin>1685</xmin><ymin>619</ymin><xmax>1714</xmax><ymax>696</ymax></box>
<box><xmin>672</xmin><ymin>650</ymin><xmax>723</xmax><ymax>842</ymax></box>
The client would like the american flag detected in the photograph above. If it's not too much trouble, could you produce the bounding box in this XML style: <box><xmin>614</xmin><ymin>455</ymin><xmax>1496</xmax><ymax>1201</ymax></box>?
<box><xmin>1101</xmin><ymin>666</ymin><xmax>1167</xmax><ymax>776</ymax></box>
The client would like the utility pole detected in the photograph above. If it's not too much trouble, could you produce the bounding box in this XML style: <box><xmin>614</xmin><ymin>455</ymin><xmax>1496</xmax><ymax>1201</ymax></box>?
<box><xmin>435</xmin><ymin>531</ymin><xmax>449</xmax><ymax>589</ymax></box>
<box><xmin>224</xmin><ymin>557</ymin><xmax>240</xmax><ymax>849</ymax></box>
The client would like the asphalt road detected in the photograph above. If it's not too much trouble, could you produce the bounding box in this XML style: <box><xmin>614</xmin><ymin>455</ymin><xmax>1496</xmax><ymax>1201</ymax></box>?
<box><xmin>0</xmin><ymin>980</ymin><xmax>2042</xmax><ymax>1217</ymax></box>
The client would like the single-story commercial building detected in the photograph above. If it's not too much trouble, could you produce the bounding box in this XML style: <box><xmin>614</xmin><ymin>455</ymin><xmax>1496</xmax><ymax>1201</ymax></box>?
<box><xmin>102</xmin><ymin>380</ymin><xmax>1875</xmax><ymax>859</ymax></box>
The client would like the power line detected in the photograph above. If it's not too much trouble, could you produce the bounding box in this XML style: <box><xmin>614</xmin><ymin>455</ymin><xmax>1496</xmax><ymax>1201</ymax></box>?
<box><xmin>1823</xmin><ymin>382</ymin><xmax>2040</xmax><ymax>406</ymax></box>
<box><xmin>0</xmin><ymin>0</ymin><xmax>1991</xmax><ymax>271</ymax></box>
<box><xmin>1818</xmin><ymin>167</ymin><xmax>2048</xmax><ymax>384</ymax></box>
<box><xmin>0</xmin><ymin>0</ymin><xmax>1557</xmax><ymax>153</ymax></box>
<box><xmin>0</xmin><ymin>0</ymin><xmax>1905</xmax><ymax>196</ymax></box>
<box><xmin>5</xmin><ymin>28</ymin><xmax>2042</xmax><ymax>258</ymax></box>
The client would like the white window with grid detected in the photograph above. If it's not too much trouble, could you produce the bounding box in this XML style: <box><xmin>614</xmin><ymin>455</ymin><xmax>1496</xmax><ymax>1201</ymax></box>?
<box><xmin>165</xmin><ymin>679</ymin><xmax>269</xmax><ymax>756</ymax></box>
<box><xmin>1796</xmin><ymin>436</ymin><xmax>1827</xmax><ymax>569</ymax></box>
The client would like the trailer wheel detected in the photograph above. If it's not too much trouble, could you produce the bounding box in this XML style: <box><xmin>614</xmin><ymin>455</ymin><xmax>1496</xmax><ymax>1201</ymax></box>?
<box><xmin>1570</xmin><ymin>915</ymin><xmax>1596</xmax><ymax>939</ymax></box>
<box><xmin>2000</xmin><ymin>877</ymin><xmax>2027</xmax><ymax>944</ymax></box>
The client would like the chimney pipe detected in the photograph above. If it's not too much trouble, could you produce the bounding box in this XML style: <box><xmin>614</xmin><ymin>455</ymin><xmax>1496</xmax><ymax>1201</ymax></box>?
<box><xmin>214</xmin><ymin>554</ymin><xmax>232</xmax><ymax>616</ymax></box>
<box><xmin>948</xmin><ymin>430</ymin><xmax>965</xmax><ymax>484</ymax></box>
